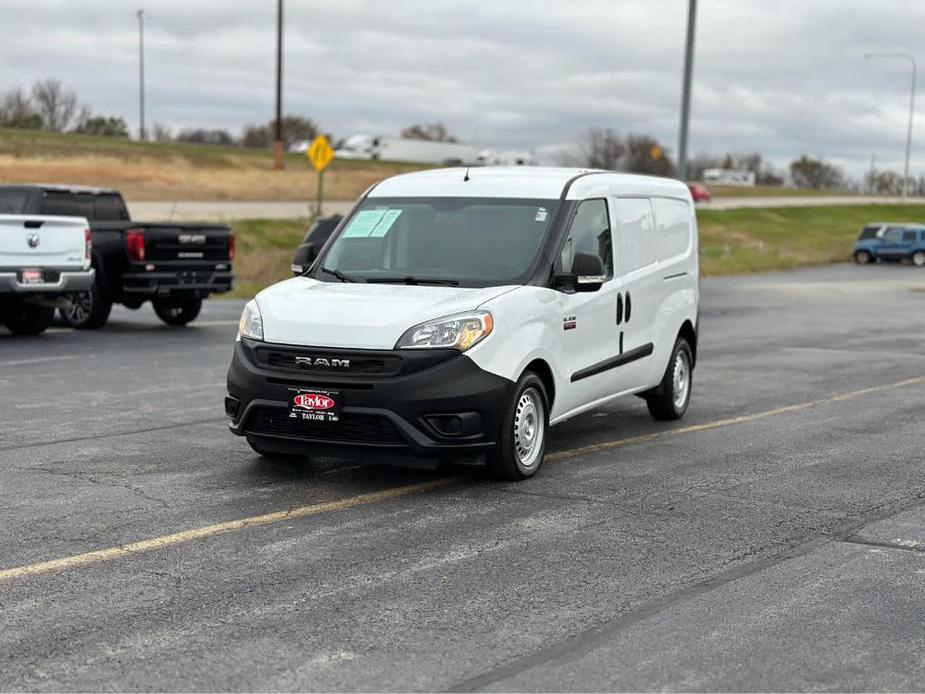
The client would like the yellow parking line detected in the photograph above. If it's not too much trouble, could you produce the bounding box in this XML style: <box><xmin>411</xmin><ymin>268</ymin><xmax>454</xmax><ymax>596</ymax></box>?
<box><xmin>547</xmin><ymin>374</ymin><xmax>925</xmax><ymax>462</ymax></box>
<box><xmin>0</xmin><ymin>477</ymin><xmax>459</xmax><ymax>582</ymax></box>
<box><xmin>2</xmin><ymin>374</ymin><xmax>923</xmax><ymax>583</ymax></box>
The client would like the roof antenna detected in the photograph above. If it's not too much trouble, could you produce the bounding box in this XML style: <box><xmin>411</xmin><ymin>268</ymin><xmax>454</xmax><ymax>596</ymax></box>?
<box><xmin>463</xmin><ymin>166</ymin><xmax>470</xmax><ymax>182</ymax></box>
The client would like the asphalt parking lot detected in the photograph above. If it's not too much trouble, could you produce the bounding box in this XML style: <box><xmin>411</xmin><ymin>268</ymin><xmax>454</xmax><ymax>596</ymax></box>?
<box><xmin>2</xmin><ymin>263</ymin><xmax>925</xmax><ymax>691</ymax></box>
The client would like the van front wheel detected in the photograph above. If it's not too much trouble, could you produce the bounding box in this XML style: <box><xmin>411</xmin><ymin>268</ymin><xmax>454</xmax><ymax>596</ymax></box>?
<box><xmin>645</xmin><ymin>338</ymin><xmax>693</xmax><ymax>421</ymax></box>
<box><xmin>487</xmin><ymin>372</ymin><xmax>549</xmax><ymax>480</ymax></box>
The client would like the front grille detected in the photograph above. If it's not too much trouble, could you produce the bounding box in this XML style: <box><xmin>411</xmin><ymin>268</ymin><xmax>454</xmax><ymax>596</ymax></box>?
<box><xmin>260</xmin><ymin>350</ymin><xmax>402</xmax><ymax>377</ymax></box>
<box><xmin>245</xmin><ymin>406</ymin><xmax>406</xmax><ymax>445</ymax></box>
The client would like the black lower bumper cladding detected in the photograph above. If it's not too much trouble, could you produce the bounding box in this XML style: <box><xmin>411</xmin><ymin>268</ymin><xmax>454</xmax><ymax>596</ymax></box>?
<box><xmin>227</xmin><ymin>338</ymin><xmax>515</xmax><ymax>462</ymax></box>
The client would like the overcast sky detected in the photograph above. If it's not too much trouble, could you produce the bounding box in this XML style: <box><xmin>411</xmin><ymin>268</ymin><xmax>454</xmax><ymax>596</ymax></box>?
<box><xmin>2</xmin><ymin>0</ymin><xmax>924</xmax><ymax>177</ymax></box>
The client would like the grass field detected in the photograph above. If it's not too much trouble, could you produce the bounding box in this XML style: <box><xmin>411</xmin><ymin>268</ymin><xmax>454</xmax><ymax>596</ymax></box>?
<box><xmin>227</xmin><ymin>204</ymin><xmax>919</xmax><ymax>298</ymax></box>
<box><xmin>0</xmin><ymin>128</ymin><xmax>854</xmax><ymax>203</ymax></box>
<box><xmin>0</xmin><ymin>128</ymin><xmax>426</xmax><ymax>202</ymax></box>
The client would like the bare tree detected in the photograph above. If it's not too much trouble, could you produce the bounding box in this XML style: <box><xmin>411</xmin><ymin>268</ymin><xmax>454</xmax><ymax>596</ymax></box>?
<box><xmin>789</xmin><ymin>155</ymin><xmax>845</xmax><ymax>190</ymax></box>
<box><xmin>624</xmin><ymin>135</ymin><xmax>675</xmax><ymax>176</ymax></box>
<box><xmin>401</xmin><ymin>123</ymin><xmax>458</xmax><ymax>142</ymax></box>
<box><xmin>31</xmin><ymin>78</ymin><xmax>79</xmax><ymax>132</ymax></box>
<box><xmin>585</xmin><ymin>128</ymin><xmax>625</xmax><ymax>170</ymax></box>
<box><xmin>152</xmin><ymin>122</ymin><xmax>173</xmax><ymax>142</ymax></box>
<box><xmin>0</xmin><ymin>88</ymin><xmax>42</xmax><ymax>129</ymax></box>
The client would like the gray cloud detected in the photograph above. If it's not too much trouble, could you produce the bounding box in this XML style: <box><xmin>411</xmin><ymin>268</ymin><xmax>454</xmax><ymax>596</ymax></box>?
<box><xmin>1</xmin><ymin>0</ymin><xmax>922</xmax><ymax>177</ymax></box>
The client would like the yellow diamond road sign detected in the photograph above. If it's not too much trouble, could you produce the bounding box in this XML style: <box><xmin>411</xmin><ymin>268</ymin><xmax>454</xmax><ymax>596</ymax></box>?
<box><xmin>307</xmin><ymin>135</ymin><xmax>334</xmax><ymax>172</ymax></box>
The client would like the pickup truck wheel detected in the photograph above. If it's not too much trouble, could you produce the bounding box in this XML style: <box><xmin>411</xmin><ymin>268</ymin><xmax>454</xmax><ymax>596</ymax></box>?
<box><xmin>59</xmin><ymin>280</ymin><xmax>112</xmax><ymax>330</ymax></box>
<box><xmin>913</xmin><ymin>251</ymin><xmax>925</xmax><ymax>267</ymax></box>
<box><xmin>2</xmin><ymin>302</ymin><xmax>54</xmax><ymax>336</ymax></box>
<box><xmin>645</xmin><ymin>338</ymin><xmax>693</xmax><ymax>421</ymax></box>
<box><xmin>486</xmin><ymin>372</ymin><xmax>549</xmax><ymax>480</ymax></box>
<box><xmin>855</xmin><ymin>250</ymin><xmax>872</xmax><ymax>264</ymax></box>
<box><xmin>152</xmin><ymin>297</ymin><xmax>202</xmax><ymax>326</ymax></box>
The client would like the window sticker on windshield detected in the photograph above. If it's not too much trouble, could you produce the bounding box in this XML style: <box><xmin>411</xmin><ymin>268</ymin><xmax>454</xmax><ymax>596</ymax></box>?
<box><xmin>343</xmin><ymin>209</ymin><xmax>403</xmax><ymax>238</ymax></box>
<box><xmin>535</xmin><ymin>207</ymin><xmax>548</xmax><ymax>222</ymax></box>
<box><xmin>369</xmin><ymin>209</ymin><xmax>402</xmax><ymax>237</ymax></box>
<box><xmin>343</xmin><ymin>210</ymin><xmax>386</xmax><ymax>237</ymax></box>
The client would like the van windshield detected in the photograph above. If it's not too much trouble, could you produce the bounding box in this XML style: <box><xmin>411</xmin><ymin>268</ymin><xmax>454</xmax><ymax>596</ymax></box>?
<box><xmin>314</xmin><ymin>197</ymin><xmax>559</xmax><ymax>287</ymax></box>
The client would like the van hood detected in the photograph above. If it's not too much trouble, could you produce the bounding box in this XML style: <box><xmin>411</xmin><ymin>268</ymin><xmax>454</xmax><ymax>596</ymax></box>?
<box><xmin>256</xmin><ymin>277</ymin><xmax>514</xmax><ymax>349</ymax></box>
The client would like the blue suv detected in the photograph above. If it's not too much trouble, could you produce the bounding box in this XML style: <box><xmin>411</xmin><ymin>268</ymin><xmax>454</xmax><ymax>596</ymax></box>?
<box><xmin>853</xmin><ymin>223</ymin><xmax>925</xmax><ymax>266</ymax></box>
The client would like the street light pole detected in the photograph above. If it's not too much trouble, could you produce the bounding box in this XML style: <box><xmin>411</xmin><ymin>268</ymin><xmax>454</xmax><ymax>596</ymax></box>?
<box><xmin>864</xmin><ymin>52</ymin><xmax>916</xmax><ymax>199</ymax></box>
<box><xmin>137</xmin><ymin>8</ymin><xmax>146</xmax><ymax>141</ymax></box>
<box><xmin>677</xmin><ymin>0</ymin><xmax>697</xmax><ymax>181</ymax></box>
<box><xmin>274</xmin><ymin>0</ymin><xmax>284</xmax><ymax>170</ymax></box>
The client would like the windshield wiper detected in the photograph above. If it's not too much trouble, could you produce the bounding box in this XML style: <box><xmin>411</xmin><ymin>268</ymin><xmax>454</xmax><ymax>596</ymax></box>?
<box><xmin>320</xmin><ymin>267</ymin><xmax>358</xmax><ymax>283</ymax></box>
<box><xmin>366</xmin><ymin>276</ymin><xmax>460</xmax><ymax>286</ymax></box>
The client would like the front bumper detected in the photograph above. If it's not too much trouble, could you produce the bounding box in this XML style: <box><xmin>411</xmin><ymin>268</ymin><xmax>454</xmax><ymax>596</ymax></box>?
<box><xmin>122</xmin><ymin>263</ymin><xmax>233</xmax><ymax>297</ymax></box>
<box><xmin>0</xmin><ymin>268</ymin><xmax>95</xmax><ymax>295</ymax></box>
<box><xmin>226</xmin><ymin>338</ymin><xmax>515</xmax><ymax>464</ymax></box>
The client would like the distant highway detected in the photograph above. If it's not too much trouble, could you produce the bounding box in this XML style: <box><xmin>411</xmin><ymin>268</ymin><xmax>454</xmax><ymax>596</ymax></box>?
<box><xmin>129</xmin><ymin>195</ymin><xmax>925</xmax><ymax>221</ymax></box>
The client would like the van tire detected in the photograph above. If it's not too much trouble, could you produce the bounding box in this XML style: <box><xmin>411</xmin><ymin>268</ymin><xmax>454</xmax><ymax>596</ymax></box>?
<box><xmin>645</xmin><ymin>338</ymin><xmax>693</xmax><ymax>421</ymax></box>
<box><xmin>913</xmin><ymin>251</ymin><xmax>925</xmax><ymax>267</ymax></box>
<box><xmin>59</xmin><ymin>279</ymin><xmax>112</xmax><ymax>329</ymax></box>
<box><xmin>153</xmin><ymin>296</ymin><xmax>202</xmax><ymax>326</ymax></box>
<box><xmin>486</xmin><ymin>372</ymin><xmax>549</xmax><ymax>480</ymax></box>
<box><xmin>2</xmin><ymin>302</ymin><xmax>54</xmax><ymax>336</ymax></box>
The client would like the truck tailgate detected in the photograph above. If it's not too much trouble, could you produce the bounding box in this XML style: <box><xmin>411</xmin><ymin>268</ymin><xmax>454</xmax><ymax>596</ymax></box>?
<box><xmin>0</xmin><ymin>215</ymin><xmax>90</xmax><ymax>269</ymax></box>
<box><xmin>141</xmin><ymin>224</ymin><xmax>232</xmax><ymax>262</ymax></box>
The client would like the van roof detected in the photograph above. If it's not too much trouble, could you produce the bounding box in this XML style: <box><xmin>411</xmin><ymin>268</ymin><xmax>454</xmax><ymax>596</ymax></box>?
<box><xmin>369</xmin><ymin>167</ymin><xmax>691</xmax><ymax>201</ymax></box>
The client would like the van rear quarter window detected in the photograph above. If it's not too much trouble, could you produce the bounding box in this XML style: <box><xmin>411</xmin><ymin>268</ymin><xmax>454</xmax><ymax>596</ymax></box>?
<box><xmin>652</xmin><ymin>198</ymin><xmax>692</xmax><ymax>259</ymax></box>
<box><xmin>615</xmin><ymin>197</ymin><xmax>657</xmax><ymax>272</ymax></box>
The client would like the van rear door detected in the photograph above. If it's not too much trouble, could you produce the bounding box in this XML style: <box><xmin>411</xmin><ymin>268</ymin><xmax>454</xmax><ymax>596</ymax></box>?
<box><xmin>0</xmin><ymin>215</ymin><xmax>89</xmax><ymax>269</ymax></box>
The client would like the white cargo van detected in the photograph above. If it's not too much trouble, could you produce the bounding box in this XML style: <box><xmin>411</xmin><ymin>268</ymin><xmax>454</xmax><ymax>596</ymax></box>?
<box><xmin>226</xmin><ymin>167</ymin><xmax>699</xmax><ymax>479</ymax></box>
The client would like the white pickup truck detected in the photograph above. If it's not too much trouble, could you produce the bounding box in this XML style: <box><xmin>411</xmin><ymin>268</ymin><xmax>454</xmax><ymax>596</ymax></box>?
<box><xmin>0</xmin><ymin>215</ymin><xmax>95</xmax><ymax>335</ymax></box>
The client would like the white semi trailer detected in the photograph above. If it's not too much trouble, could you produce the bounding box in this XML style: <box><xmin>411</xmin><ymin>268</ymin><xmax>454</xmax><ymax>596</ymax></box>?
<box><xmin>335</xmin><ymin>134</ymin><xmax>481</xmax><ymax>165</ymax></box>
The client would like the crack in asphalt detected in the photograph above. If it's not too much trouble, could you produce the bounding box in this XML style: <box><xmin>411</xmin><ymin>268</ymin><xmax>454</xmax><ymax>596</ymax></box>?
<box><xmin>30</xmin><ymin>467</ymin><xmax>172</xmax><ymax>510</ymax></box>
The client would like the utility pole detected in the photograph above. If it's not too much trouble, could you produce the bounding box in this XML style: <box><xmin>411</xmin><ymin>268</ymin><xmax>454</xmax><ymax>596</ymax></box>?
<box><xmin>137</xmin><ymin>9</ymin><xmax>146</xmax><ymax>140</ymax></box>
<box><xmin>676</xmin><ymin>0</ymin><xmax>697</xmax><ymax>181</ymax></box>
<box><xmin>869</xmin><ymin>152</ymin><xmax>876</xmax><ymax>194</ymax></box>
<box><xmin>864</xmin><ymin>53</ymin><xmax>916</xmax><ymax>199</ymax></box>
<box><xmin>274</xmin><ymin>0</ymin><xmax>284</xmax><ymax>170</ymax></box>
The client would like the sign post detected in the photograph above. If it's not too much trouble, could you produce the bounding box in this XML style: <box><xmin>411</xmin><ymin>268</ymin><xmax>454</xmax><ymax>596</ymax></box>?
<box><xmin>307</xmin><ymin>135</ymin><xmax>335</xmax><ymax>215</ymax></box>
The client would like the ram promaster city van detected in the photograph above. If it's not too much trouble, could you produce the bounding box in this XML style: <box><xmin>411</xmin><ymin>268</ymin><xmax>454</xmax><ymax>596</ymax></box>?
<box><xmin>226</xmin><ymin>168</ymin><xmax>699</xmax><ymax>479</ymax></box>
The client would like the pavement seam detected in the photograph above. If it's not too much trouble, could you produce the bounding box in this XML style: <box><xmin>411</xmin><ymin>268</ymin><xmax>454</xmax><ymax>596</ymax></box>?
<box><xmin>1</xmin><ymin>417</ymin><xmax>226</xmax><ymax>453</ymax></box>
<box><xmin>444</xmin><ymin>495</ymin><xmax>925</xmax><ymax>692</ymax></box>
<box><xmin>839</xmin><ymin>536</ymin><xmax>925</xmax><ymax>555</ymax></box>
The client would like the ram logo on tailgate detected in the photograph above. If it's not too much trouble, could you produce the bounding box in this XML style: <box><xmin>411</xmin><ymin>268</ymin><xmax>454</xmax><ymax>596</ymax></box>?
<box><xmin>178</xmin><ymin>234</ymin><xmax>207</xmax><ymax>244</ymax></box>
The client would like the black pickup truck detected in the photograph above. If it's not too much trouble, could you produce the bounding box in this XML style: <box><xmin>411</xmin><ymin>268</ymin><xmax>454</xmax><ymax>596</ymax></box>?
<box><xmin>0</xmin><ymin>185</ymin><xmax>234</xmax><ymax>327</ymax></box>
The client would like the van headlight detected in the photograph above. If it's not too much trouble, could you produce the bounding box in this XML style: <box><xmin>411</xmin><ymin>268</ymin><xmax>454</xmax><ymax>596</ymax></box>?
<box><xmin>395</xmin><ymin>311</ymin><xmax>493</xmax><ymax>351</ymax></box>
<box><xmin>237</xmin><ymin>299</ymin><xmax>263</xmax><ymax>341</ymax></box>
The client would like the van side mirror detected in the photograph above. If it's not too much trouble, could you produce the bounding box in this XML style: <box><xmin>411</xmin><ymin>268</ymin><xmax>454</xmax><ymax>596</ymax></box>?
<box><xmin>552</xmin><ymin>253</ymin><xmax>606</xmax><ymax>293</ymax></box>
<box><xmin>572</xmin><ymin>252</ymin><xmax>606</xmax><ymax>292</ymax></box>
<box><xmin>291</xmin><ymin>242</ymin><xmax>317</xmax><ymax>275</ymax></box>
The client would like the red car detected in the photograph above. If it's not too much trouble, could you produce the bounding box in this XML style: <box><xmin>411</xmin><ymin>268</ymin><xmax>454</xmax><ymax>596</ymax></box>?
<box><xmin>687</xmin><ymin>182</ymin><xmax>712</xmax><ymax>202</ymax></box>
